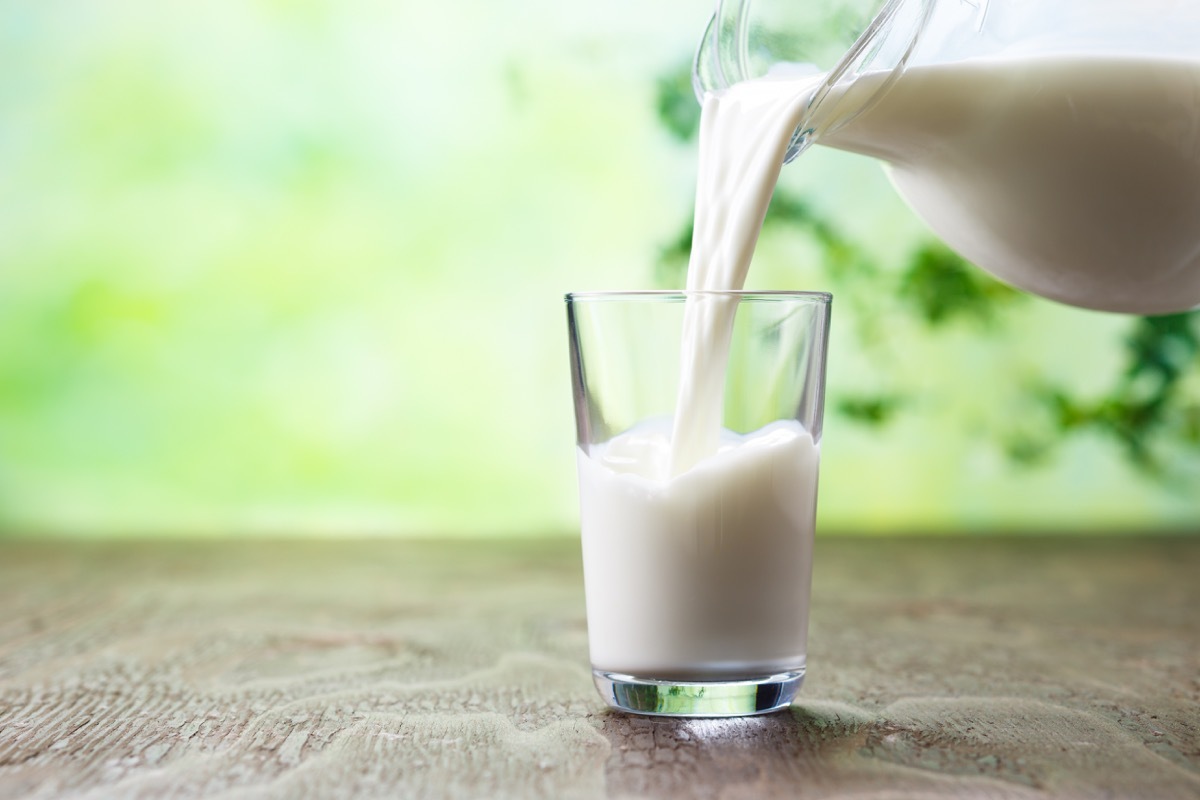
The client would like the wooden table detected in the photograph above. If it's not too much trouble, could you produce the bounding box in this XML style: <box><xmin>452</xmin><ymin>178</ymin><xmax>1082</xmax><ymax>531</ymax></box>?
<box><xmin>0</xmin><ymin>537</ymin><xmax>1197</xmax><ymax>799</ymax></box>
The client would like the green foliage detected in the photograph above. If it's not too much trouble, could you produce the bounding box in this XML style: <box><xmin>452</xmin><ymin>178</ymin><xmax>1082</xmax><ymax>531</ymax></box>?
<box><xmin>1028</xmin><ymin>313</ymin><xmax>1200</xmax><ymax>478</ymax></box>
<box><xmin>897</xmin><ymin>244</ymin><xmax>1022</xmax><ymax>327</ymax></box>
<box><xmin>655</xmin><ymin>67</ymin><xmax>702</xmax><ymax>143</ymax></box>
<box><xmin>837</xmin><ymin>394</ymin><xmax>904</xmax><ymax>427</ymax></box>
<box><xmin>1126</xmin><ymin>313</ymin><xmax>1200</xmax><ymax>388</ymax></box>
<box><xmin>655</xmin><ymin>220</ymin><xmax>693</xmax><ymax>285</ymax></box>
<box><xmin>2</xmin><ymin>6</ymin><xmax>1197</xmax><ymax>536</ymax></box>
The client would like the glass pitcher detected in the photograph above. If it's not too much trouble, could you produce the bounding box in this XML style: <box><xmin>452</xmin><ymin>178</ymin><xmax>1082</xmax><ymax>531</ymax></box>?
<box><xmin>694</xmin><ymin>0</ymin><xmax>1200</xmax><ymax>314</ymax></box>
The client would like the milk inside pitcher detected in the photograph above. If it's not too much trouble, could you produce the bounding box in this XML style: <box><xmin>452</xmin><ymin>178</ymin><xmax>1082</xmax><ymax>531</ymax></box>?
<box><xmin>695</xmin><ymin>0</ymin><xmax>1200</xmax><ymax>314</ymax></box>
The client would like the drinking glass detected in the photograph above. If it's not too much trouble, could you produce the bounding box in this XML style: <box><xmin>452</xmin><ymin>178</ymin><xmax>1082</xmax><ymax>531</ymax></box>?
<box><xmin>566</xmin><ymin>290</ymin><xmax>832</xmax><ymax>716</ymax></box>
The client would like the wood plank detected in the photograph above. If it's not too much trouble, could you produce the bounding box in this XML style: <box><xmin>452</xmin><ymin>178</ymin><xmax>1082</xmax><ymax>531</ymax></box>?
<box><xmin>0</xmin><ymin>537</ymin><xmax>1197</xmax><ymax>798</ymax></box>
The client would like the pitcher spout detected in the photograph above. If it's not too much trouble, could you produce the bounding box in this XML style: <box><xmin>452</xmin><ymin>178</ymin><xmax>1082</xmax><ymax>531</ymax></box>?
<box><xmin>694</xmin><ymin>0</ymin><xmax>939</xmax><ymax>162</ymax></box>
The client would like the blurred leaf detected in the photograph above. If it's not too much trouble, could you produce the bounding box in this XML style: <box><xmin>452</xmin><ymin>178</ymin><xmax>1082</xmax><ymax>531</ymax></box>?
<box><xmin>897</xmin><ymin>243</ymin><xmax>1022</xmax><ymax>326</ymax></box>
<box><xmin>836</xmin><ymin>393</ymin><xmax>904</xmax><ymax>427</ymax></box>
<box><xmin>1125</xmin><ymin>312</ymin><xmax>1199</xmax><ymax>388</ymax></box>
<box><xmin>655</xmin><ymin>220</ymin><xmax>692</xmax><ymax>287</ymax></box>
<box><xmin>1004</xmin><ymin>433</ymin><xmax>1053</xmax><ymax>467</ymax></box>
<box><xmin>655</xmin><ymin>66</ymin><xmax>701</xmax><ymax>143</ymax></box>
<box><xmin>1021</xmin><ymin>312</ymin><xmax>1200</xmax><ymax>479</ymax></box>
<box><xmin>763</xmin><ymin>192</ymin><xmax>867</xmax><ymax>279</ymax></box>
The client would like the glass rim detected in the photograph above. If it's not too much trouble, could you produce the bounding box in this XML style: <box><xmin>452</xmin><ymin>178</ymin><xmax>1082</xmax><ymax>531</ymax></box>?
<box><xmin>565</xmin><ymin>290</ymin><xmax>832</xmax><ymax>303</ymax></box>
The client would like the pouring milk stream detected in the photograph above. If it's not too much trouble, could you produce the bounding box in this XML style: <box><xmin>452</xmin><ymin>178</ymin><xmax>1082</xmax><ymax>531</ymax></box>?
<box><xmin>672</xmin><ymin>49</ymin><xmax>1200</xmax><ymax>475</ymax></box>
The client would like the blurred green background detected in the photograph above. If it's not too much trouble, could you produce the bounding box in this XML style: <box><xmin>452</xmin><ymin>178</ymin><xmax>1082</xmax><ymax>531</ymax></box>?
<box><xmin>2</xmin><ymin>0</ymin><xmax>1197</xmax><ymax>538</ymax></box>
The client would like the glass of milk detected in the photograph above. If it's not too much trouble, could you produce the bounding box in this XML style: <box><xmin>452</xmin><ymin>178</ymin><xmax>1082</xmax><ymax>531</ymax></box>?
<box><xmin>566</xmin><ymin>290</ymin><xmax>832</xmax><ymax>716</ymax></box>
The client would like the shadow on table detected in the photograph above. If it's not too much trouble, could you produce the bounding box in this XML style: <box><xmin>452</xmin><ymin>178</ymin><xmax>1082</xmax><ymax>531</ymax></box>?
<box><xmin>599</xmin><ymin>702</ymin><xmax>879</xmax><ymax>796</ymax></box>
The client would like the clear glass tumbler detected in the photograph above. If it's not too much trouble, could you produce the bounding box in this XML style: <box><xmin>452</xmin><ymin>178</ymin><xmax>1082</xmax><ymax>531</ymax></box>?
<box><xmin>565</xmin><ymin>291</ymin><xmax>832</xmax><ymax>716</ymax></box>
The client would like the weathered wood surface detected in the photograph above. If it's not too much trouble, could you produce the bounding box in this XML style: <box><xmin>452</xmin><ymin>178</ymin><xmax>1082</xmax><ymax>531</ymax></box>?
<box><xmin>0</xmin><ymin>537</ymin><xmax>1197</xmax><ymax>799</ymax></box>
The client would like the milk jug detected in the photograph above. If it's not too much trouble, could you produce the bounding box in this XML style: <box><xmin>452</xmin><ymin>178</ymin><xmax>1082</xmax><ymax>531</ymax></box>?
<box><xmin>695</xmin><ymin>0</ymin><xmax>1200</xmax><ymax>314</ymax></box>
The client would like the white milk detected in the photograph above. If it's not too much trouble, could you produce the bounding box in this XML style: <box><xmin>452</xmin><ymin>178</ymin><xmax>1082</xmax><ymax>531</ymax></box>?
<box><xmin>578</xmin><ymin>420</ymin><xmax>819</xmax><ymax>679</ymax></box>
<box><xmin>824</xmin><ymin>54</ymin><xmax>1200</xmax><ymax>315</ymax></box>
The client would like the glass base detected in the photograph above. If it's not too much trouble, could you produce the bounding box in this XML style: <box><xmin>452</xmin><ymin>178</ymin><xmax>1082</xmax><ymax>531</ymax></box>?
<box><xmin>593</xmin><ymin>669</ymin><xmax>805</xmax><ymax>717</ymax></box>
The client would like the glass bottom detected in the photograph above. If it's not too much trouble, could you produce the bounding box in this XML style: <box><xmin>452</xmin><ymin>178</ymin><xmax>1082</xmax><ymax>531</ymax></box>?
<box><xmin>593</xmin><ymin>669</ymin><xmax>805</xmax><ymax>717</ymax></box>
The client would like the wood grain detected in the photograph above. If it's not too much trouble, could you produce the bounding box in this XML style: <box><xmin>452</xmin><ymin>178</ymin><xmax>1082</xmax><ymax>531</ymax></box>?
<box><xmin>0</xmin><ymin>537</ymin><xmax>1197</xmax><ymax>799</ymax></box>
